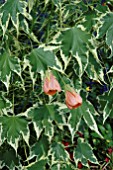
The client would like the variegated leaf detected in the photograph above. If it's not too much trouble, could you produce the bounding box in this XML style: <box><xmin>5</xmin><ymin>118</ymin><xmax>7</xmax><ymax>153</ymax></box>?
<box><xmin>0</xmin><ymin>147</ymin><xmax>21</xmax><ymax>170</ymax></box>
<box><xmin>67</xmin><ymin>98</ymin><xmax>103</xmax><ymax>141</ymax></box>
<box><xmin>27</xmin><ymin>104</ymin><xmax>65</xmax><ymax>140</ymax></box>
<box><xmin>73</xmin><ymin>74</ymin><xmax>82</xmax><ymax>93</ymax></box>
<box><xmin>27</xmin><ymin>0</ymin><xmax>36</xmax><ymax>13</ymax></box>
<box><xmin>0</xmin><ymin>115</ymin><xmax>29</xmax><ymax>152</ymax></box>
<box><xmin>50</xmin><ymin>142</ymin><xmax>69</xmax><ymax>164</ymax></box>
<box><xmin>20</xmin><ymin>19</ymin><xmax>38</xmax><ymax>43</ymax></box>
<box><xmin>24</xmin><ymin>48</ymin><xmax>59</xmax><ymax>84</ymax></box>
<box><xmin>74</xmin><ymin>138</ymin><xmax>98</xmax><ymax>167</ymax></box>
<box><xmin>81</xmin><ymin>10</ymin><xmax>96</xmax><ymax>32</ymax></box>
<box><xmin>51</xmin><ymin>163</ymin><xmax>75</xmax><ymax>170</ymax></box>
<box><xmin>26</xmin><ymin>158</ymin><xmax>47</xmax><ymax>170</ymax></box>
<box><xmin>97</xmin><ymin>12</ymin><xmax>113</xmax><ymax>58</ymax></box>
<box><xmin>56</xmin><ymin>26</ymin><xmax>90</xmax><ymax>74</ymax></box>
<box><xmin>97</xmin><ymin>13</ymin><xmax>113</xmax><ymax>39</ymax></box>
<box><xmin>98</xmin><ymin>90</ymin><xmax>113</xmax><ymax>123</ymax></box>
<box><xmin>68</xmin><ymin>108</ymin><xmax>82</xmax><ymax>142</ymax></box>
<box><xmin>86</xmin><ymin>52</ymin><xmax>104</xmax><ymax>82</ymax></box>
<box><xmin>0</xmin><ymin>51</ymin><xmax>22</xmax><ymax>91</ymax></box>
<box><xmin>106</xmin><ymin>24</ymin><xmax>113</xmax><ymax>58</ymax></box>
<box><xmin>0</xmin><ymin>0</ymin><xmax>32</xmax><ymax>35</ymax></box>
<box><xmin>0</xmin><ymin>95</ymin><xmax>12</xmax><ymax>111</ymax></box>
<box><xmin>30</xmin><ymin>135</ymin><xmax>49</xmax><ymax>159</ymax></box>
<box><xmin>82</xmin><ymin>99</ymin><xmax>103</xmax><ymax>138</ymax></box>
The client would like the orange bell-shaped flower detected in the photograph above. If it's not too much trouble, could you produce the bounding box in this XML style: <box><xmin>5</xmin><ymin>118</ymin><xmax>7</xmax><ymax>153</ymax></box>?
<box><xmin>43</xmin><ymin>71</ymin><xmax>61</xmax><ymax>95</ymax></box>
<box><xmin>65</xmin><ymin>86</ymin><xmax>82</xmax><ymax>109</ymax></box>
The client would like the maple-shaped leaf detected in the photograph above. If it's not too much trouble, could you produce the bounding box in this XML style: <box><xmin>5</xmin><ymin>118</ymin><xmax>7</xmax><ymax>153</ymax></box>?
<box><xmin>86</xmin><ymin>52</ymin><xmax>104</xmax><ymax>82</ymax></box>
<box><xmin>0</xmin><ymin>115</ymin><xmax>29</xmax><ymax>152</ymax></box>
<box><xmin>55</xmin><ymin>26</ymin><xmax>104</xmax><ymax>82</ymax></box>
<box><xmin>27</xmin><ymin>0</ymin><xmax>36</xmax><ymax>13</ymax></box>
<box><xmin>20</xmin><ymin>19</ymin><xmax>39</xmax><ymax>43</ymax></box>
<box><xmin>56</xmin><ymin>26</ymin><xmax>90</xmax><ymax>74</ymax></box>
<box><xmin>0</xmin><ymin>147</ymin><xmax>20</xmax><ymax>170</ymax></box>
<box><xmin>82</xmin><ymin>99</ymin><xmax>103</xmax><ymax>139</ymax></box>
<box><xmin>26</xmin><ymin>159</ymin><xmax>47</xmax><ymax>170</ymax></box>
<box><xmin>74</xmin><ymin>138</ymin><xmax>98</xmax><ymax>167</ymax></box>
<box><xmin>81</xmin><ymin>10</ymin><xmax>97</xmax><ymax>32</ymax></box>
<box><xmin>30</xmin><ymin>135</ymin><xmax>49</xmax><ymax>159</ymax></box>
<box><xmin>68</xmin><ymin>98</ymin><xmax>103</xmax><ymax>139</ymax></box>
<box><xmin>97</xmin><ymin>13</ymin><xmax>113</xmax><ymax>58</ymax></box>
<box><xmin>50</xmin><ymin>142</ymin><xmax>69</xmax><ymax>163</ymax></box>
<box><xmin>0</xmin><ymin>0</ymin><xmax>32</xmax><ymax>35</ymax></box>
<box><xmin>68</xmin><ymin>108</ymin><xmax>82</xmax><ymax>141</ymax></box>
<box><xmin>24</xmin><ymin>47</ymin><xmax>59</xmax><ymax>84</ymax></box>
<box><xmin>0</xmin><ymin>95</ymin><xmax>12</xmax><ymax>110</ymax></box>
<box><xmin>0</xmin><ymin>51</ymin><xmax>22</xmax><ymax>90</ymax></box>
<box><xmin>98</xmin><ymin>13</ymin><xmax>113</xmax><ymax>39</ymax></box>
<box><xmin>27</xmin><ymin>103</ymin><xmax>65</xmax><ymax>141</ymax></box>
<box><xmin>98</xmin><ymin>90</ymin><xmax>113</xmax><ymax>123</ymax></box>
<box><xmin>51</xmin><ymin>163</ymin><xmax>75</xmax><ymax>170</ymax></box>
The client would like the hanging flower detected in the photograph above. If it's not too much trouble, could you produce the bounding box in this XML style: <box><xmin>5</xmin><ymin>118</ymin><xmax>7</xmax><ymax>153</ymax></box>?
<box><xmin>43</xmin><ymin>71</ymin><xmax>61</xmax><ymax>95</ymax></box>
<box><xmin>65</xmin><ymin>85</ymin><xmax>82</xmax><ymax>109</ymax></box>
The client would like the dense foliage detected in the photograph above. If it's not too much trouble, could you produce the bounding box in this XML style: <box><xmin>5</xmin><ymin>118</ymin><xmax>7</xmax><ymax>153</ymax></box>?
<box><xmin>0</xmin><ymin>0</ymin><xmax>113</xmax><ymax>169</ymax></box>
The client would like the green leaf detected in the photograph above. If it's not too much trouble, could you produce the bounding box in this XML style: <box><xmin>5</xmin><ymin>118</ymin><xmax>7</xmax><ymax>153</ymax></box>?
<box><xmin>20</xmin><ymin>19</ymin><xmax>39</xmax><ymax>43</ymax></box>
<box><xmin>97</xmin><ymin>13</ymin><xmax>113</xmax><ymax>58</ymax></box>
<box><xmin>74</xmin><ymin>138</ymin><xmax>98</xmax><ymax>167</ymax></box>
<box><xmin>0</xmin><ymin>0</ymin><xmax>32</xmax><ymax>35</ymax></box>
<box><xmin>96</xmin><ymin>4</ymin><xmax>108</xmax><ymax>13</ymax></box>
<box><xmin>106</xmin><ymin>24</ymin><xmax>113</xmax><ymax>58</ymax></box>
<box><xmin>43</xmin><ymin>119</ymin><xmax>54</xmax><ymax>142</ymax></box>
<box><xmin>30</xmin><ymin>135</ymin><xmax>49</xmax><ymax>159</ymax></box>
<box><xmin>0</xmin><ymin>147</ymin><xmax>20</xmax><ymax>169</ymax></box>
<box><xmin>68</xmin><ymin>108</ymin><xmax>82</xmax><ymax>141</ymax></box>
<box><xmin>82</xmin><ymin>10</ymin><xmax>96</xmax><ymax>32</ymax></box>
<box><xmin>52</xmin><ymin>0</ymin><xmax>61</xmax><ymax>7</ymax></box>
<box><xmin>25</xmin><ymin>48</ymin><xmax>58</xmax><ymax>83</ymax></box>
<box><xmin>0</xmin><ymin>95</ymin><xmax>11</xmax><ymax>110</ymax></box>
<box><xmin>81</xmin><ymin>99</ymin><xmax>103</xmax><ymax>138</ymax></box>
<box><xmin>28</xmin><ymin>0</ymin><xmax>36</xmax><ymax>12</ymax></box>
<box><xmin>27</xmin><ymin>104</ymin><xmax>65</xmax><ymax>140</ymax></box>
<box><xmin>98</xmin><ymin>13</ymin><xmax>113</xmax><ymax>39</ymax></box>
<box><xmin>26</xmin><ymin>159</ymin><xmax>47</xmax><ymax>170</ymax></box>
<box><xmin>0</xmin><ymin>115</ymin><xmax>29</xmax><ymax>152</ymax></box>
<box><xmin>73</xmin><ymin>74</ymin><xmax>82</xmax><ymax>93</ymax></box>
<box><xmin>56</xmin><ymin>26</ymin><xmax>91</xmax><ymax>74</ymax></box>
<box><xmin>51</xmin><ymin>163</ymin><xmax>75</xmax><ymax>170</ymax></box>
<box><xmin>50</xmin><ymin>142</ymin><xmax>69</xmax><ymax>163</ymax></box>
<box><xmin>86</xmin><ymin>52</ymin><xmax>104</xmax><ymax>82</ymax></box>
<box><xmin>0</xmin><ymin>51</ymin><xmax>22</xmax><ymax>90</ymax></box>
<box><xmin>98</xmin><ymin>90</ymin><xmax>113</xmax><ymax>123</ymax></box>
<box><xmin>44</xmin><ymin>0</ymin><xmax>50</xmax><ymax>5</ymax></box>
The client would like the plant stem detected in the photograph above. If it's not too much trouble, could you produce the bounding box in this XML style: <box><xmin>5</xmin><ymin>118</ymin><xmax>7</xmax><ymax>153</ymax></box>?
<box><xmin>13</xmin><ymin>91</ymin><xmax>15</xmax><ymax>115</ymax></box>
<box><xmin>59</xmin><ymin>2</ymin><xmax>62</xmax><ymax>29</ymax></box>
<box><xmin>23</xmin><ymin>142</ymin><xmax>29</xmax><ymax>165</ymax></box>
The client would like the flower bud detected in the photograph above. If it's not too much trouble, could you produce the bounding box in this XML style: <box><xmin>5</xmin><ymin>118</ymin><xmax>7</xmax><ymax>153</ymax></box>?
<box><xmin>65</xmin><ymin>86</ymin><xmax>82</xmax><ymax>109</ymax></box>
<box><xmin>43</xmin><ymin>71</ymin><xmax>61</xmax><ymax>95</ymax></box>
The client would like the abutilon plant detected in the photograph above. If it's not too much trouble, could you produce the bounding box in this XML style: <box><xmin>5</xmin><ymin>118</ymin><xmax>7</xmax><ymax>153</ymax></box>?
<box><xmin>0</xmin><ymin>0</ymin><xmax>113</xmax><ymax>170</ymax></box>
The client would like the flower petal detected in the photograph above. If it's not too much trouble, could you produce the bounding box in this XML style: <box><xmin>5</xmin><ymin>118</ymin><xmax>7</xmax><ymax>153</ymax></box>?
<box><xmin>65</xmin><ymin>88</ymin><xmax>82</xmax><ymax>109</ymax></box>
<box><xmin>43</xmin><ymin>72</ymin><xmax>61</xmax><ymax>95</ymax></box>
<box><xmin>66</xmin><ymin>91</ymin><xmax>78</xmax><ymax>106</ymax></box>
